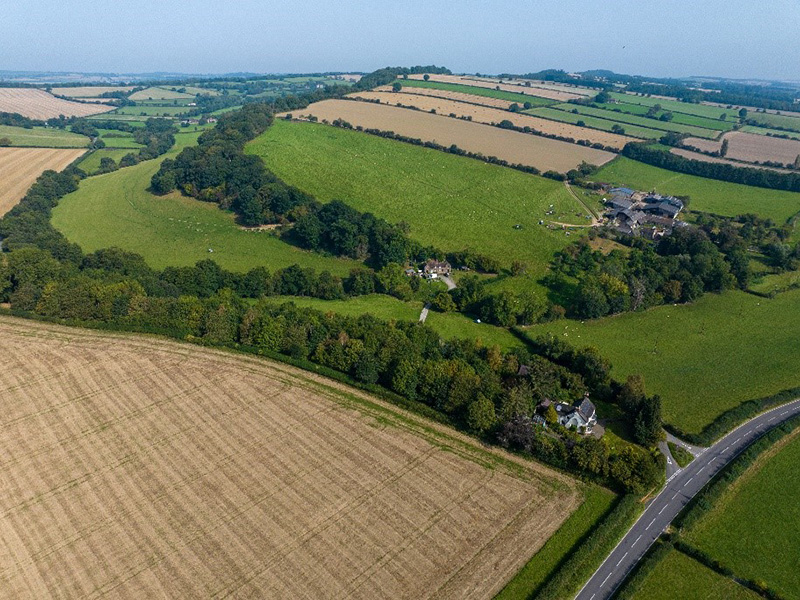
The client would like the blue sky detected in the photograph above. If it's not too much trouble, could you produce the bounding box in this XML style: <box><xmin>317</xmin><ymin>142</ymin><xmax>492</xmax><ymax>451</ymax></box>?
<box><xmin>3</xmin><ymin>0</ymin><xmax>799</xmax><ymax>80</ymax></box>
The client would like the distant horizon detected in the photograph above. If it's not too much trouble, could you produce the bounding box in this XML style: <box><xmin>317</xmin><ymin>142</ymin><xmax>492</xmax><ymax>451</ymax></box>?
<box><xmin>2</xmin><ymin>0</ymin><xmax>799</xmax><ymax>82</ymax></box>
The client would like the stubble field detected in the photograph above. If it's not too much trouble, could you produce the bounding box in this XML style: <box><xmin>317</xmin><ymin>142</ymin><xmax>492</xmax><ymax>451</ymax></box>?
<box><xmin>0</xmin><ymin>317</ymin><xmax>580</xmax><ymax>599</ymax></box>
<box><xmin>0</xmin><ymin>147</ymin><xmax>85</xmax><ymax>216</ymax></box>
<box><xmin>406</xmin><ymin>74</ymin><xmax>585</xmax><ymax>102</ymax></box>
<box><xmin>0</xmin><ymin>89</ymin><xmax>114</xmax><ymax>119</ymax></box>
<box><xmin>682</xmin><ymin>131</ymin><xmax>800</xmax><ymax>166</ymax></box>
<box><xmin>350</xmin><ymin>91</ymin><xmax>634</xmax><ymax>149</ymax></box>
<box><xmin>287</xmin><ymin>99</ymin><xmax>616</xmax><ymax>172</ymax></box>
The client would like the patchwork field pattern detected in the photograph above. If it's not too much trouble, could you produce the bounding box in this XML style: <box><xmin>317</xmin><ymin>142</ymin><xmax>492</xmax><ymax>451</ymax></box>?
<box><xmin>371</xmin><ymin>85</ymin><xmax>517</xmax><ymax>109</ymax></box>
<box><xmin>288</xmin><ymin>99</ymin><xmax>616</xmax><ymax>171</ymax></box>
<box><xmin>128</xmin><ymin>87</ymin><xmax>195</xmax><ymax>101</ymax></box>
<box><xmin>52</xmin><ymin>86</ymin><xmax>135</xmax><ymax>98</ymax></box>
<box><xmin>0</xmin><ymin>317</ymin><xmax>580</xmax><ymax>599</ymax></box>
<box><xmin>0</xmin><ymin>89</ymin><xmax>114</xmax><ymax>119</ymax></box>
<box><xmin>350</xmin><ymin>91</ymin><xmax>634</xmax><ymax>149</ymax></box>
<box><xmin>0</xmin><ymin>147</ymin><xmax>85</xmax><ymax>215</ymax></box>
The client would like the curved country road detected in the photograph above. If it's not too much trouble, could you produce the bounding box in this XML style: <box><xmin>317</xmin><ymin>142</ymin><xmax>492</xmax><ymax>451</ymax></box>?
<box><xmin>575</xmin><ymin>397</ymin><xmax>800</xmax><ymax>600</ymax></box>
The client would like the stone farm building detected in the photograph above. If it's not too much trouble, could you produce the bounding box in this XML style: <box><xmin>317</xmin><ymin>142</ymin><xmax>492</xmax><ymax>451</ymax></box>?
<box><xmin>424</xmin><ymin>260</ymin><xmax>451</xmax><ymax>277</ymax></box>
<box><xmin>604</xmin><ymin>187</ymin><xmax>684</xmax><ymax>238</ymax></box>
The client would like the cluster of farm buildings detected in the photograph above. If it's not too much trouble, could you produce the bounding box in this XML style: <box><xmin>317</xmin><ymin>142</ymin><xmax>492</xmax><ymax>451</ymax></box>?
<box><xmin>602</xmin><ymin>187</ymin><xmax>685</xmax><ymax>238</ymax></box>
<box><xmin>405</xmin><ymin>259</ymin><xmax>452</xmax><ymax>280</ymax></box>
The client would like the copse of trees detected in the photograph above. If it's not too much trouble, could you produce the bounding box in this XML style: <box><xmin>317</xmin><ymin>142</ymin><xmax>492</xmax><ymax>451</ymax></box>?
<box><xmin>549</xmin><ymin>227</ymin><xmax>738</xmax><ymax>319</ymax></box>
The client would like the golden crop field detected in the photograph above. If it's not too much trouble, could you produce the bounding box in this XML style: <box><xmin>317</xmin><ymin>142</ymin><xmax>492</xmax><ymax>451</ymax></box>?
<box><xmin>407</xmin><ymin>74</ymin><xmax>586</xmax><ymax>102</ymax></box>
<box><xmin>51</xmin><ymin>86</ymin><xmax>135</xmax><ymax>98</ymax></box>
<box><xmin>683</xmin><ymin>131</ymin><xmax>800</xmax><ymax>166</ymax></box>
<box><xmin>462</xmin><ymin>76</ymin><xmax>597</xmax><ymax>98</ymax></box>
<box><xmin>0</xmin><ymin>317</ymin><xmax>580</xmax><ymax>599</ymax></box>
<box><xmin>0</xmin><ymin>147</ymin><xmax>85</xmax><ymax>216</ymax></box>
<box><xmin>351</xmin><ymin>91</ymin><xmax>634</xmax><ymax>149</ymax></box>
<box><xmin>0</xmin><ymin>89</ymin><xmax>114</xmax><ymax>119</ymax></box>
<box><xmin>290</xmin><ymin>99</ymin><xmax>616</xmax><ymax>172</ymax></box>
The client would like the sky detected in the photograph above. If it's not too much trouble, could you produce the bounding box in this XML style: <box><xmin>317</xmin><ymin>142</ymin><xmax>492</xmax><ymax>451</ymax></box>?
<box><xmin>2</xmin><ymin>0</ymin><xmax>799</xmax><ymax>81</ymax></box>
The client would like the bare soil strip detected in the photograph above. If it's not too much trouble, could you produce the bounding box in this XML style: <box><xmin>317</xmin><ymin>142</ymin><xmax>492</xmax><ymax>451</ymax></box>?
<box><xmin>351</xmin><ymin>91</ymin><xmax>634</xmax><ymax>149</ymax></box>
<box><xmin>0</xmin><ymin>148</ymin><xmax>86</xmax><ymax>216</ymax></box>
<box><xmin>0</xmin><ymin>89</ymin><xmax>114</xmax><ymax>120</ymax></box>
<box><xmin>0</xmin><ymin>317</ymin><xmax>580</xmax><ymax>599</ymax></box>
<box><xmin>683</xmin><ymin>131</ymin><xmax>800</xmax><ymax>166</ymax></box>
<box><xmin>288</xmin><ymin>99</ymin><xmax>615</xmax><ymax>172</ymax></box>
<box><xmin>406</xmin><ymin>74</ymin><xmax>586</xmax><ymax>102</ymax></box>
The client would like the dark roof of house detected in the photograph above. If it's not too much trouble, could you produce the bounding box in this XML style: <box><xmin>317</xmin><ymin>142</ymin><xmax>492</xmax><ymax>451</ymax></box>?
<box><xmin>425</xmin><ymin>259</ymin><xmax>451</xmax><ymax>270</ymax></box>
<box><xmin>575</xmin><ymin>397</ymin><xmax>596</xmax><ymax>422</ymax></box>
<box><xmin>657</xmin><ymin>201</ymin><xmax>681</xmax><ymax>216</ymax></box>
<box><xmin>644</xmin><ymin>214</ymin><xmax>674</xmax><ymax>226</ymax></box>
<box><xmin>610</xmin><ymin>187</ymin><xmax>635</xmax><ymax>197</ymax></box>
<box><xmin>606</xmin><ymin>197</ymin><xmax>633</xmax><ymax>210</ymax></box>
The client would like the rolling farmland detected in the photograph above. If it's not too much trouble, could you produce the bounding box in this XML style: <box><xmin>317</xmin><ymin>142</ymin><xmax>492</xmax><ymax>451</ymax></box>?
<box><xmin>527</xmin><ymin>106</ymin><xmax>665</xmax><ymax>139</ymax></box>
<box><xmin>52</xmin><ymin>132</ymin><xmax>360</xmax><ymax>275</ymax></box>
<box><xmin>0</xmin><ymin>316</ymin><xmax>582</xmax><ymax>599</ymax></box>
<box><xmin>288</xmin><ymin>99</ymin><xmax>616</xmax><ymax>172</ymax></box>
<box><xmin>52</xmin><ymin>85</ymin><xmax>135</xmax><ymax>97</ymax></box>
<box><xmin>0</xmin><ymin>124</ymin><xmax>89</xmax><ymax>148</ymax></box>
<box><xmin>128</xmin><ymin>86</ymin><xmax>195</xmax><ymax>101</ymax></box>
<box><xmin>372</xmin><ymin>84</ymin><xmax>517</xmax><ymax>109</ymax></box>
<box><xmin>247</xmin><ymin>119</ymin><xmax>590</xmax><ymax>276</ymax></box>
<box><xmin>0</xmin><ymin>147</ymin><xmax>85</xmax><ymax>216</ymax></box>
<box><xmin>398</xmin><ymin>78</ymin><xmax>554</xmax><ymax>106</ymax></box>
<box><xmin>350</xmin><ymin>91</ymin><xmax>635</xmax><ymax>149</ymax></box>
<box><xmin>0</xmin><ymin>88</ymin><xmax>114</xmax><ymax>119</ymax></box>
<box><xmin>669</xmin><ymin>147</ymin><xmax>788</xmax><ymax>172</ymax></box>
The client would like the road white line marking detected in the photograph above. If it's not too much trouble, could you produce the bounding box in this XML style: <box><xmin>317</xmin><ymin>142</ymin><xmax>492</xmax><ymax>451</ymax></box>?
<box><xmin>659</xmin><ymin>505</ymin><xmax>667</xmax><ymax>515</ymax></box>
<box><xmin>602</xmin><ymin>573</ymin><xmax>612</xmax><ymax>586</ymax></box>
<box><xmin>672</xmin><ymin>492</ymin><xmax>679</xmax><ymax>501</ymax></box>
<box><xmin>647</xmin><ymin>518</ymin><xmax>656</xmax><ymax>529</ymax></box>
<box><xmin>698</xmin><ymin>466</ymin><xmax>706</xmax><ymax>473</ymax></box>
<box><xmin>722</xmin><ymin>446</ymin><xmax>730</xmax><ymax>452</ymax></box>
<box><xmin>590</xmin><ymin>595</ymin><xmax>595</xmax><ymax>600</ymax></box>
<box><xmin>616</xmin><ymin>552</ymin><xmax>629</xmax><ymax>567</ymax></box>
<box><xmin>685</xmin><ymin>477</ymin><xmax>694</xmax><ymax>486</ymax></box>
<box><xmin>769</xmin><ymin>417</ymin><xmax>776</xmax><ymax>422</ymax></box>
<box><xmin>781</xmin><ymin>411</ymin><xmax>789</xmax><ymax>416</ymax></box>
<box><xmin>633</xmin><ymin>535</ymin><xmax>642</xmax><ymax>546</ymax></box>
<box><xmin>735</xmin><ymin>437</ymin><xmax>741</xmax><ymax>443</ymax></box>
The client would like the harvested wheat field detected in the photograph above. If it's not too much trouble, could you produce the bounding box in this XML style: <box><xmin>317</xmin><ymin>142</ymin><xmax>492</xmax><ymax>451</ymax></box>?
<box><xmin>461</xmin><ymin>76</ymin><xmax>597</xmax><ymax>98</ymax></box>
<box><xmin>290</xmin><ymin>100</ymin><xmax>615</xmax><ymax>171</ymax></box>
<box><xmin>351</xmin><ymin>91</ymin><xmax>634</xmax><ymax>149</ymax></box>
<box><xmin>0</xmin><ymin>148</ymin><xmax>85</xmax><ymax>216</ymax></box>
<box><xmin>683</xmin><ymin>131</ymin><xmax>800</xmax><ymax>166</ymax></box>
<box><xmin>373</xmin><ymin>85</ymin><xmax>516</xmax><ymax>110</ymax></box>
<box><xmin>51</xmin><ymin>86</ymin><xmax>135</xmax><ymax>98</ymax></box>
<box><xmin>0</xmin><ymin>316</ymin><xmax>581</xmax><ymax>599</ymax></box>
<box><xmin>669</xmin><ymin>147</ymin><xmax>787</xmax><ymax>173</ymax></box>
<box><xmin>406</xmin><ymin>74</ymin><xmax>585</xmax><ymax>102</ymax></box>
<box><xmin>0</xmin><ymin>89</ymin><xmax>114</xmax><ymax>120</ymax></box>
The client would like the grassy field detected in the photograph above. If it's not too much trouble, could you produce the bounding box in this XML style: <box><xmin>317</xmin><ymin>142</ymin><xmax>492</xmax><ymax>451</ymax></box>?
<box><xmin>595</xmin><ymin>156</ymin><xmax>800</xmax><ymax>223</ymax></box>
<box><xmin>607</xmin><ymin>101</ymin><xmax>734</xmax><ymax>131</ymax></box>
<box><xmin>76</xmin><ymin>148</ymin><xmax>135</xmax><ymax>174</ymax></box>
<box><xmin>527</xmin><ymin>106</ymin><xmax>664</xmax><ymax>139</ymax></box>
<box><xmin>554</xmin><ymin>104</ymin><xmax>721</xmax><ymax>138</ymax></box>
<box><xmin>0</xmin><ymin>124</ymin><xmax>89</xmax><ymax>147</ymax></box>
<box><xmin>630</xmin><ymin>549</ymin><xmax>760</xmax><ymax>600</ymax></box>
<box><xmin>129</xmin><ymin>86</ymin><xmax>195</xmax><ymax>101</ymax></box>
<box><xmin>740</xmin><ymin>125</ymin><xmax>800</xmax><ymax>140</ymax></box>
<box><xmin>96</xmin><ymin>128</ymin><xmax>144</xmax><ymax>148</ymax></box>
<box><xmin>0</xmin><ymin>147</ymin><xmax>86</xmax><ymax>216</ymax></box>
<box><xmin>0</xmin><ymin>316</ymin><xmax>583</xmax><ymax>599</ymax></box>
<box><xmin>496</xmin><ymin>486</ymin><xmax>616</xmax><ymax>599</ymax></box>
<box><xmin>248</xmin><ymin>119</ymin><xmax>589</xmax><ymax>279</ymax></box>
<box><xmin>685</xmin><ymin>432</ymin><xmax>800</xmax><ymax>598</ymax></box>
<box><xmin>52</xmin><ymin>131</ymin><xmax>360</xmax><ymax>275</ymax></box>
<box><xmin>399</xmin><ymin>78</ymin><xmax>554</xmax><ymax>106</ymax></box>
<box><xmin>524</xmin><ymin>289</ymin><xmax>800</xmax><ymax>435</ymax></box>
<box><xmin>609</xmin><ymin>92</ymin><xmax>743</xmax><ymax>121</ymax></box>
<box><xmin>114</xmin><ymin>105</ymin><xmax>188</xmax><ymax>116</ymax></box>
<box><xmin>746</xmin><ymin>111</ymin><xmax>800</xmax><ymax>133</ymax></box>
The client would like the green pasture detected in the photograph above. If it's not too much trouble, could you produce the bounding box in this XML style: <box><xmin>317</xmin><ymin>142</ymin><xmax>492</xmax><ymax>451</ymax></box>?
<box><xmin>76</xmin><ymin>149</ymin><xmax>134</xmax><ymax>174</ymax></box>
<box><xmin>685</xmin><ymin>433</ymin><xmax>800</xmax><ymax>598</ymax></box>
<box><xmin>554</xmin><ymin>104</ymin><xmax>721</xmax><ymax>139</ymax></box>
<box><xmin>129</xmin><ymin>86</ymin><xmax>194</xmax><ymax>101</ymax></box>
<box><xmin>0</xmin><ymin>125</ymin><xmax>89</xmax><ymax>148</ymax></box>
<box><xmin>595</xmin><ymin>156</ymin><xmax>800</xmax><ymax>223</ymax></box>
<box><xmin>247</xmin><ymin>120</ymin><xmax>589</xmax><ymax>278</ymax></box>
<box><xmin>526</xmin><ymin>106</ymin><xmax>663</xmax><ymax>139</ymax></box>
<box><xmin>524</xmin><ymin>289</ymin><xmax>800</xmax><ymax>435</ymax></box>
<box><xmin>95</xmin><ymin>129</ymin><xmax>143</xmax><ymax>149</ymax></box>
<box><xmin>397</xmin><ymin>79</ymin><xmax>553</xmax><ymax>107</ymax></box>
<box><xmin>740</xmin><ymin>125</ymin><xmax>800</xmax><ymax>140</ymax></box>
<box><xmin>52</xmin><ymin>131</ymin><xmax>359</xmax><ymax>276</ymax></box>
<box><xmin>114</xmin><ymin>105</ymin><xmax>187</xmax><ymax>117</ymax></box>
<box><xmin>630</xmin><ymin>549</ymin><xmax>760</xmax><ymax>600</ymax></box>
<box><xmin>746</xmin><ymin>111</ymin><xmax>800</xmax><ymax>133</ymax></box>
<box><xmin>604</xmin><ymin>101</ymin><xmax>734</xmax><ymax>131</ymax></box>
<box><xmin>609</xmin><ymin>92</ymin><xmax>743</xmax><ymax>121</ymax></box>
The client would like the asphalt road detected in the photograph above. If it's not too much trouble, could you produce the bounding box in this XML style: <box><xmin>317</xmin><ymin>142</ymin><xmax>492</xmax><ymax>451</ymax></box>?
<box><xmin>575</xmin><ymin>397</ymin><xmax>800</xmax><ymax>600</ymax></box>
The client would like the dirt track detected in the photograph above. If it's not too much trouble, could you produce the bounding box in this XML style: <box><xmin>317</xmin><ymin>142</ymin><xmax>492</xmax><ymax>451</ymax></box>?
<box><xmin>288</xmin><ymin>99</ymin><xmax>615</xmax><ymax>172</ymax></box>
<box><xmin>0</xmin><ymin>316</ymin><xmax>580</xmax><ymax>599</ymax></box>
